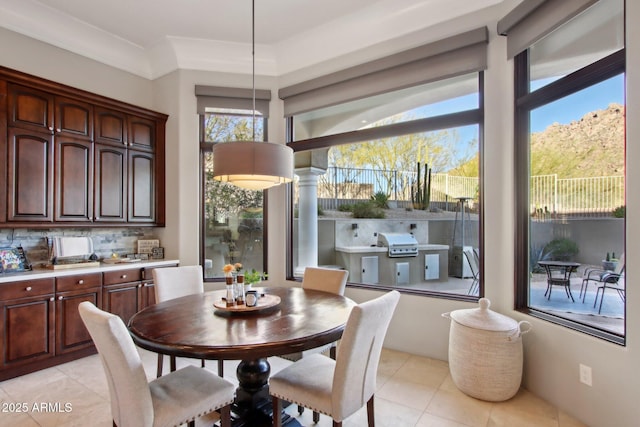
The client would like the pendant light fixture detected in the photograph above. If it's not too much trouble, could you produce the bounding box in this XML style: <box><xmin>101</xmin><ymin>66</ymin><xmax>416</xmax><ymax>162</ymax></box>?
<box><xmin>212</xmin><ymin>0</ymin><xmax>294</xmax><ymax>190</ymax></box>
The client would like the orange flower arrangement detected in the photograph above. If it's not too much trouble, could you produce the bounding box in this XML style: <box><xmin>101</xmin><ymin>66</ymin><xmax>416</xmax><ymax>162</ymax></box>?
<box><xmin>234</xmin><ymin>263</ymin><xmax>243</xmax><ymax>272</ymax></box>
<box><xmin>222</xmin><ymin>264</ymin><xmax>234</xmax><ymax>274</ymax></box>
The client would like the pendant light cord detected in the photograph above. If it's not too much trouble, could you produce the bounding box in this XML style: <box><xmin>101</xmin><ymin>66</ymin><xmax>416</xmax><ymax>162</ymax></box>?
<box><xmin>252</xmin><ymin>0</ymin><xmax>256</xmax><ymax>141</ymax></box>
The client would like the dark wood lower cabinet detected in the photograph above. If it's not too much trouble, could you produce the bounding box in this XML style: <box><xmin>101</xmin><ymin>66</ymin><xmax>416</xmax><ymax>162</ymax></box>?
<box><xmin>102</xmin><ymin>282</ymin><xmax>143</xmax><ymax>325</ymax></box>
<box><xmin>0</xmin><ymin>264</ymin><xmax>176</xmax><ymax>381</ymax></box>
<box><xmin>55</xmin><ymin>288</ymin><xmax>102</xmax><ymax>355</ymax></box>
<box><xmin>1</xmin><ymin>296</ymin><xmax>55</xmax><ymax>369</ymax></box>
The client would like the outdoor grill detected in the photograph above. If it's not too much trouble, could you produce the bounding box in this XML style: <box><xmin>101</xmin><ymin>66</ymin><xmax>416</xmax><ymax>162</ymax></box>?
<box><xmin>377</xmin><ymin>232</ymin><xmax>419</xmax><ymax>257</ymax></box>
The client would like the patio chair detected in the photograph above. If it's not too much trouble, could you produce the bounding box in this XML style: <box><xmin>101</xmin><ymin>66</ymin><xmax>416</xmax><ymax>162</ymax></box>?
<box><xmin>464</xmin><ymin>249</ymin><xmax>479</xmax><ymax>295</ymax></box>
<box><xmin>593</xmin><ymin>270</ymin><xmax>625</xmax><ymax>314</ymax></box>
<box><xmin>580</xmin><ymin>253</ymin><xmax>625</xmax><ymax>303</ymax></box>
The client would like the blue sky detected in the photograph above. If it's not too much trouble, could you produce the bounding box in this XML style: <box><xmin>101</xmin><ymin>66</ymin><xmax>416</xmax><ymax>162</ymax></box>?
<box><xmin>530</xmin><ymin>74</ymin><xmax>624</xmax><ymax>132</ymax></box>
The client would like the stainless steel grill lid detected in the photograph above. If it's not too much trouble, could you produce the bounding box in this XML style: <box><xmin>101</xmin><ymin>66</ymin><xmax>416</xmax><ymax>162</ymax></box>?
<box><xmin>377</xmin><ymin>232</ymin><xmax>419</xmax><ymax>257</ymax></box>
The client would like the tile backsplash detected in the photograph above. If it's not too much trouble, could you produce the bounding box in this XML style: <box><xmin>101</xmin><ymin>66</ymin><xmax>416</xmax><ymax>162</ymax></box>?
<box><xmin>0</xmin><ymin>228</ymin><xmax>160</xmax><ymax>266</ymax></box>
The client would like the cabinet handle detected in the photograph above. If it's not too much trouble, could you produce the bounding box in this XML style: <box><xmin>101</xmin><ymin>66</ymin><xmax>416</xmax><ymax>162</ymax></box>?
<box><xmin>56</xmin><ymin>128</ymin><xmax>61</xmax><ymax>132</ymax></box>
<box><xmin>78</xmin><ymin>280</ymin><xmax>84</xmax><ymax>285</ymax></box>
<box><xmin>138</xmin><ymin>284</ymin><xmax>142</xmax><ymax>288</ymax></box>
<box><xmin>58</xmin><ymin>296</ymin><xmax>63</xmax><ymax>300</ymax></box>
<box><xmin>121</xmin><ymin>274</ymin><xmax>127</xmax><ymax>279</ymax></box>
<box><xmin>48</xmin><ymin>126</ymin><xmax>53</xmax><ymax>131</ymax></box>
<box><xmin>50</xmin><ymin>297</ymin><xmax>55</xmax><ymax>302</ymax></box>
<box><xmin>25</xmin><ymin>286</ymin><xmax>32</xmax><ymax>291</ymax></box>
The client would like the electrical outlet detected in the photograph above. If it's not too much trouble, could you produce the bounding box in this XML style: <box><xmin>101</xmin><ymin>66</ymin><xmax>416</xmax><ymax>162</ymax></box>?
<box><xmin>579</xmin><ymin>364</ymin><xmax>592</xmax><ymax>386</ymax></box>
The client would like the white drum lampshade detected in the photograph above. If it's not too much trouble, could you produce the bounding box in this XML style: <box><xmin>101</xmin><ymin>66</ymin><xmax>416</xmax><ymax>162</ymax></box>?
<box><xmin>212</xmin><ymin>140</ymin><xmax>294</xmax><ymax>190</ymax></box>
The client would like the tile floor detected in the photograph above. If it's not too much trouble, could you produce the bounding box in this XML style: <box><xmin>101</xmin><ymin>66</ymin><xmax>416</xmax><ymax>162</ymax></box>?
<box><xmin>0</xmin><ymin>348</ymin><xmax>588</xmax><ymax>427</ymax></box>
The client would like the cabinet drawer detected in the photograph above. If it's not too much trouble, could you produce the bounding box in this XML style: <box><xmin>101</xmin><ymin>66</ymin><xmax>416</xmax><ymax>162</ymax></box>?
<box><xmin>56</xmin><ymin>273</ymin><xmax>102</xmax><ymax>292</ymax></box>
<box><xmin>103</xmin><ymin>269</ymin><xmax>142</xmax><ymax>285</ymax></box>
<box><xmin>0</xmin><ymin>278</ymin><xmax>55</xmax><ymax>300</ymax></box>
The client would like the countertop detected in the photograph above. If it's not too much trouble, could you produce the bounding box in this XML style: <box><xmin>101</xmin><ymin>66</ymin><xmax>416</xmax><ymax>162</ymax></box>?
<box><xmin>0</xmin><ymin>259</ymin><xmax>180</xmax><ymax>283</ymax></box>
<box><xmin>335</xmin><ymin>244</ymin><xmax>449</xmax><ymax>253</ymax></box>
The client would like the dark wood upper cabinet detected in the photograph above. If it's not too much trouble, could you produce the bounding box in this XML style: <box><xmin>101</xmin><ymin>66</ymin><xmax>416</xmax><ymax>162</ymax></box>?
<box><xmin>128</xmin><ymin>150</ymin><xmax>155</xmax><ymax>222</ymax></box>
<box><xmin>94</xmin><ymin>107</ymin><xmax>127</xmax><ymax>146</ymax></box>
<box><xmin>55</xmin><ymin>96</ymin><xmax>93</xmax><ymax>139</ymax></box>
<box><xmin>8</xmin><ymin>84</ymin><xmax>54</xmax><ymax>133</ymax></box>
<box><xmin>94</xmin><ymin>143</ymin><xmax>127</xmax><ymax>222</ymax></box>
<box><xmin>129</xmin><ymin>115</ymin><xmax>155</xmax><ymax>152</ymax></box>
<box><xmin>0</xmin><ymin>66</ymin><xmax>167</xmax><ymax>228</ymax></box>
<box><xmin>55</xmin><ymin>137</ymin><xmax>93</xmax><ymax>222</ymax></box>
<box><xmin>6</xmin><ymin>128</ymin><xmax>54</xmax><ymax>222</ymax></box>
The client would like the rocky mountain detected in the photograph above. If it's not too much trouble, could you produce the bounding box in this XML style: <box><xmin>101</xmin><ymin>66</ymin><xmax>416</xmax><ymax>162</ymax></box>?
<box><xmin>530</xmin><ymin>103</ymin><xmax>625</xmax><ymax>178</ymax></box>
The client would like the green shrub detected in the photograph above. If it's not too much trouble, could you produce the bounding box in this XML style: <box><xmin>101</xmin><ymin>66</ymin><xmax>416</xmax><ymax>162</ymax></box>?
<box><xmin>530</xmin><ymin>244</ymin><xmax>553</xmax><ymax>273</ymax></box>
<box><xmin>370</xmin><ymin>192</ymin><xmax>390</xmax><ymax>209</ymax></box>
<box><xmin>544</xmin><ymin>238</ymin><xmax>579</xmax><ymax>261</ymax></box>
<box><xmin>612</xmin><ymin>205</ymin><xmax>625</xmax><ymax>218</ymax></box>
<box><xmin>337</xmin><ymin>204</ymin><xmax>353</xmax><ymax>212</ymax></box>
<box><xmin>351</xmin><ymin>201</ymin><xmax>385</xmax><ymax>218</ymax></box>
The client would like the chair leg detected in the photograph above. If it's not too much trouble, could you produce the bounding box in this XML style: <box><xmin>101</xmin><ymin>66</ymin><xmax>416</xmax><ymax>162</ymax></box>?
<box><xmin>219</xmin><ymin>404</ymin><xmax>231</xmax><ymax>427</ymax></box>
<box><xmin>298</xmin><ymin>405</ymin><xmax>304</xmax><ymax>415</ymax></box>
<box><xmin>272</xmin><ymin>397</ymin><xmax>282</xmax><ymax>427</ymax></box>
<box><xmin>367</xmin><ymin>395</ymin><xmax>375</xmax><ymax>427</ymax></box>
<box><xmin>187</xmin><ymin>420</ymin><xmax>195</xmax><ymax>427</ymax></box>
<box><xmin>333</xmin><ymin>421</ymin><xmax>342</xmax><ymax>427</ymax></box>
<box><xmin>218</xmin><ymin>359</ymin><xmax>224</xmax><ymax>377</ymax></box>
<box><xmin>330</xmin><ymin>344</ymin><xmax>337</xmax><ymax>360</ymax></box>
<box><xmin>313</xmin><ymin>410</ymin><xmax>320</xmax><ymax>423</ymax></box>
<box><xmin>170</xmin><ymin>355</ymin><xmax>176</xmax><ymax>372</ymax></box>
<box><xmin>156</xmin><ymin>354</ymin><xmax>163</xmax><ymax>378</ymax></box>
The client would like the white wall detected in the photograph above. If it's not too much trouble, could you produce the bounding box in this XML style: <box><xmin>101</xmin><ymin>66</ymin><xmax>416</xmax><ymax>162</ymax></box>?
<box><xmin>0</xmin><ymin>1</ymin><xmax>638</xmax><ymax>425</ymax></box>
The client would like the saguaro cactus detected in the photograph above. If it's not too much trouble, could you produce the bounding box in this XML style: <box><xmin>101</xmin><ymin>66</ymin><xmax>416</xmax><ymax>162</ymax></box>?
<box><xmin>411</xmin><ymin>162</ymin><xmax>432</xmax><ymax>210</ymax></box>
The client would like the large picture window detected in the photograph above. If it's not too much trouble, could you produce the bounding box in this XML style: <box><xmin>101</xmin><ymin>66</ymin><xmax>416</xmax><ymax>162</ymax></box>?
<box><xmin>287</xmin><ymin>72</ymin><xmax>483</xmax><ymax>298</ymax></box>
<box><xmin>512</xmin><ymin>0</ymin><xmax>625</xmax><ymax>342</ymax></box>
<box><xmin>200</xmin><ymin>108</ymin><xmax>267</xmax><ymax>280</ymax></box>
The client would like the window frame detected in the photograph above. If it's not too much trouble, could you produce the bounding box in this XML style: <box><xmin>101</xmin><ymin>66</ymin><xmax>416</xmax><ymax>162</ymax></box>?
<box><xmin>199</xmin><ymin>111</ymin><xmax>270</xmax><ymax>282</ymax></box>
<box><xmin>285</xmin><ymin>73</ymin><xmax>485</xmax><ymax>301</ymax></box>
<box><xmin>513</xmin><ymin>48</ymin><xmax>626</xmax><ymax>344</ymax></box>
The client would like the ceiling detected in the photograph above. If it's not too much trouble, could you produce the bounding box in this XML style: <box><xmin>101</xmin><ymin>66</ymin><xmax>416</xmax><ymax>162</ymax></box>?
<box><xmin>0</xmin><ymin>0</ymin><xmax>505</xmax><ymax>79</ymax></box>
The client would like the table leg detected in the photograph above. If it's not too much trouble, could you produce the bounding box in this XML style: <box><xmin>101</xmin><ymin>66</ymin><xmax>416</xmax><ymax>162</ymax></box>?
<box><xmin>230</xmin><ymin>358</ymin><xmax>301</xmax><ymax>427</ymax></box>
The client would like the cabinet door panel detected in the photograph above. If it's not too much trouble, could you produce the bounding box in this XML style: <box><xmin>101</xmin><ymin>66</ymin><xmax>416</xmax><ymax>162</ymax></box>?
<box><xmin>129</xmin><ymin>116</ymin><xmax>155</xmax><ymax>151</ymax></box>
<box><xmin>103</xmin><ymin>284</ymin><xmax>142</xmax><ymax>325</ymax></box>
<box><xmin>1</xmin><ymin>296</ymin><xmax>55</xmax><ymax>368</ymax></box>
<box><xmin>8</xmin><ymin>84</ymin><xmax>53</xmax><ymax>133</ymax></box>
<box><xmin>55</xmin><ymin>289</ymin><xmax>101</xmax><ymax>355</ymax></box>
<box><xmin>7</xmin><ymin>129</ymin><xmax>54</xmax><ymax>222</ymax></box>
<box><xmin>94</xmin><ymin>144</ymin><xmax>127</xmax><ymax>222</ymax></box>
<box><xmin>128</xmin><ymin>151</ymin><xmax>155</xmax><ymax>222</ymax></box>
<box><xmin>95</xmin><ymin>107</ymin><xmax>127</xmax><ymax>146</ymax></box>
<box><xmin>55</xmin><ymin>96</ymin><xmax>93</xmax><ymax>139</ymax></box>
<box><xmin>55</xmin><ymin>138</ymin><xmax>93</xmax><ymax>221</ymax></box>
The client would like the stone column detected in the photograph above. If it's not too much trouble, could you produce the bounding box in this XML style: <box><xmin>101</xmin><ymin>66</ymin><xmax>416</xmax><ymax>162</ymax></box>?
<box><xmin>295</xmin><ymin>167</ymin><xmax>325</xmax><ymax>275</ymax></box>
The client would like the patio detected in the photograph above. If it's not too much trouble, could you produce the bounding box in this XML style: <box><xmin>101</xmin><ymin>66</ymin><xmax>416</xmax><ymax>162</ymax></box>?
<box><xmin>402</xmin><ymin>267</ymin><xmax>624</xmax><ymax>336</ymax></box>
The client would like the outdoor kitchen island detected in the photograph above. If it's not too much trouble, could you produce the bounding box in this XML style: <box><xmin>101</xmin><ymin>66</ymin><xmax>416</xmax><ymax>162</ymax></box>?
<box><xmin>335</xmin><ymin>243</ymin><xmax>449</xmax><ymax>286</ymax></box>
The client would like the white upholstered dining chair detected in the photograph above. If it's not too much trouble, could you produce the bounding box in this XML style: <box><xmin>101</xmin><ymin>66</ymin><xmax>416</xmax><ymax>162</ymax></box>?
<box><xmin>78</xmin><ymin>301</ymin><xmax>234</xmax><ymax>427</ymax></box>
<box><xmin>279</xmin><ymin>266</ymin><xmax>349</xmax><ymax>420</ymax></box>
<box><xmin>280</xmin><ymin>266</ymin><xmax>349</xmax><ymax>362</ymax></box>
<box><xmin>270</xmin><ymin>290</ymin><xmax>400</xmax><ymax>427</ymax></box>
<box><xmin>153</xmin><ymin>265</ymin><xmax>224</xmax><ymax>377</ymax></box>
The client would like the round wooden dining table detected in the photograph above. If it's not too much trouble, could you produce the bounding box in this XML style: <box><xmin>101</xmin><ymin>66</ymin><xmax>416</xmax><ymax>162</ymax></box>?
<box><xmin>128</xmin><ymin>286</ymin><xmax>356</xmax><ymax>426</ymax></box>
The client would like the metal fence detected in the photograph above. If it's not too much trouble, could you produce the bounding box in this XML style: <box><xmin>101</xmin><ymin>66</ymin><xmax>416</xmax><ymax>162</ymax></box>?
<box><xmin>530</xmin><ymin>174</ymin><xmax>624</xmax><ymax>218</ymax></box>
<box><xmin>313</xmin><ymin>167</ymin><xmax>478</xmax><ymax>211</ymax></box>
<box><xmin>299</xmin><ymin>167</ymin><xmax>624</xmax><ymax>217</ymax></box>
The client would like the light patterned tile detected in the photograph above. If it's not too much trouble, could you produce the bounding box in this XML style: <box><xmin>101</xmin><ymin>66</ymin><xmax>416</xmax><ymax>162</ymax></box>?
<box><xmin>392</xmin><ymin>354</ymin><xmax>450</xmax><ymax>388</ymax></box>
<box><xmin>0</xmin><ymin>387</ymin><xmax>40</xmax><ymax>427</ymax></box>
<box><xmin>487</xmin><ymin>389</ymin><xmax>559</xmax><ymax>427</ymax></box>
<box><xmin>558</xmin><ymin>409</ymin><xmax>589</xmax><ymax>427</ymax></box>
<box><xmin>426</xmin><ymin>387</ymin><xmax>493</xmax><ymax>427</ymax></box>
<box><xmin>417</xmin><ymin>412</ymin><xmax>474</xmax><ymax>427</ymax></box>
<box><xmin>377</xmin><ymin>377</ymin><xmax>438</xmax><ymax>411</ymax></box>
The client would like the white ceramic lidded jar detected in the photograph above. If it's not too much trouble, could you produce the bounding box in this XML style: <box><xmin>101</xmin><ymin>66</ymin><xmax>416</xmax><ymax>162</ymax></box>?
<box><xmin>442</xmin><ymin>298</ymin><xmax>531</xmax><ymax>401</ymax></box>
